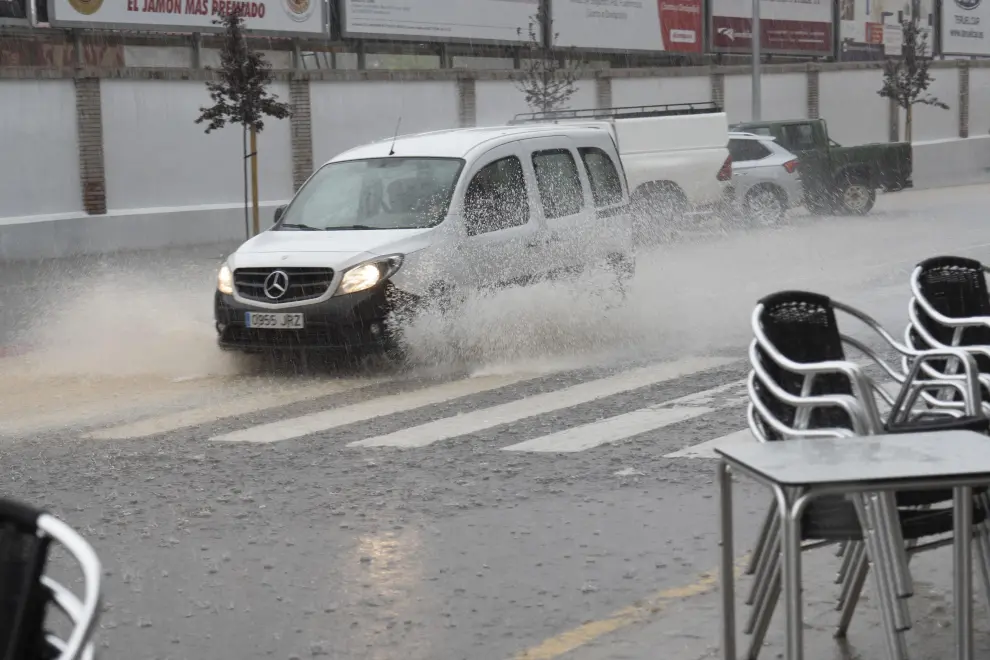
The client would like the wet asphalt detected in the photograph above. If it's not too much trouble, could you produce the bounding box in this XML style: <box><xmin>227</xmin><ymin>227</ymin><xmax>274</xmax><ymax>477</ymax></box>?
<box><xmin>3</xmin><ymin>184</ymin><xmax>990</xmax><ymax>660</ymax></box>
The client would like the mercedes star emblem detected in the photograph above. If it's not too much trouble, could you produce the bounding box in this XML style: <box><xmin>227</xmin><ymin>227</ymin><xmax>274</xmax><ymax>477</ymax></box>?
<box><xmin>263</xmin><ymin>270</ymin><xmax>290</xmax><ymax>300</ymax></box>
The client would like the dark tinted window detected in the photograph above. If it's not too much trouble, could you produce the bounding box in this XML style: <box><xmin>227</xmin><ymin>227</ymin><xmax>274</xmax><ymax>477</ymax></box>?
<box><xmin>463</xmin><ymin>156</ymin><xmax>529</xmax><ymax>236</ymax></box>
<box><xmin>532</xmin><ymin>149</ymin><xmax>584</xmax><ymax>219</ymax></box>
<box><xmin>728</xmin><ymin>138</ymin><xmax>772</xmax><ymax>162</ymax></box>
<box><xmin>578</xmin><ymin>147</ymin><xmax>623</xmax><ymax>207</ymax></box>
<box><xmin>781</xmin><ymin>123</ymin><xmax>816</xmax><ymax>151</ymax></box>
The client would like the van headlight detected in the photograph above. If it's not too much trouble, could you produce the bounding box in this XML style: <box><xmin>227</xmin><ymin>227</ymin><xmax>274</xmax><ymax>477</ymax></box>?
<box><xmin>217</xmin><ymin>262</ymin><xmax>234</xmax><ymax>295</ymax></box>
<box><xmin>336</xmin><ymin>255</ymin><xmax>403</xmax><ymax>295</ymax></box>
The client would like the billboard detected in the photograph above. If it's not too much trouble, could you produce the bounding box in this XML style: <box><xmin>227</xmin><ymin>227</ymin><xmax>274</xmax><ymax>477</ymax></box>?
<box><xmin>340</xmin><ymin>0</ymin><xmax>538</xmax><ymax>44</ymax></box>
<box><xmin>942</xmin><ymin>0</ymin><xmax>990</xmax><ymax>55</ymax></box>
<box><xmin>48</xmin><ymin>0</ymin><xmax>326</xmax><ymax>35</ymax></box>
<box><xmin>710</xmin><ymin>0</ymin><xmax>834</xmax><ymax>55</ymax></box>
<box><xmin>551</xmin><ymin>0</ymin><xmax>703</xmax><ymax>53</ymax></box>
<box><xmin>0</xmin><ymin>0</ymin><xmax>29</xmax><ymax>24</ymax></box>
<box><xmin>839</xmin><ymin>0</ymin><xmax>933</xmax><ymax>60</ymax></box>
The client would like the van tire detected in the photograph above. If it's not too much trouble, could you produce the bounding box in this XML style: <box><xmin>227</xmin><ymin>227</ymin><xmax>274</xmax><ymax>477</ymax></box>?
<box><xmin>633</xmin><ymin>181</ymin><xmax>687</xmax><ymax>244</ymax></box>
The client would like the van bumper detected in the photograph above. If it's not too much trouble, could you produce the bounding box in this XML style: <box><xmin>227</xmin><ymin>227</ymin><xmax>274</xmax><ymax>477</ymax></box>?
<box><xmin>213</xmin><ymin>281</ymin><xmax>413</xmax><ymax>352</ymax></box>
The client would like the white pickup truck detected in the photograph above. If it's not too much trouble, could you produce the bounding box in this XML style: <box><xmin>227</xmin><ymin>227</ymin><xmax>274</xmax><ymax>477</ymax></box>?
<box><xmin>509</xmin><ymin>103</ymin><xmax>733</xmax><ymax>234</ymax></box>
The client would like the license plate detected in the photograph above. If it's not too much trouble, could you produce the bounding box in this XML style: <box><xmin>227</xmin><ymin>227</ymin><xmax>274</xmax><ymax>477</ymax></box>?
<box><xmin>245</xmin><ymin>312</ymin><xmax>305</xmax><ymax>329</ymax></box>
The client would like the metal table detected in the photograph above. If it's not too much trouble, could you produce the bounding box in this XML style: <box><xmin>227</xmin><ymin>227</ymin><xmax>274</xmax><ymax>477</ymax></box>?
<box><xmin>715</xmin><ymin>430</ymin><xmax>990</xmax><ymax>660</ymax></box>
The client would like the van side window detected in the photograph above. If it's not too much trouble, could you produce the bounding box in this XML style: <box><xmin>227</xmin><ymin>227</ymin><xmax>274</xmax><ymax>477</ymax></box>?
<box><xmin>532</xmin><ymin>149</ymin><xmax>584</xmax><ymax>219</ymax></box>
<box><xmin>578</xmin><ymin>147</ymin><xmax>623</xmax><ymax>207</ymax></box>
<box><xmin>463</xmin><ymin>156</ymin><xmax>529</xmax><ymax>237</ymax></box>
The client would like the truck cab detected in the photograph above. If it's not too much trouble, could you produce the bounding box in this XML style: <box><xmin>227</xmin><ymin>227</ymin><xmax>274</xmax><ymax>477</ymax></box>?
<box><xmin>730</xmin><ymin>118</ymin><xmax>912</xmax><ymax>216</ymax></box>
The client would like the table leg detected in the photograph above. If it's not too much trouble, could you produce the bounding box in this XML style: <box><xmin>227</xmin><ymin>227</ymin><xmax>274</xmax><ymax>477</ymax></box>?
<box><xmin>719</xmin><ymin>460</ymin><xmax>736</xmax><ymax>660</ymax></box>
<box><xmin>780</xmin><ymin>487</ymin><xmax>803</xmax><ymax>660</ymax></box>
<box><xmin>954</xmin><ymin>486</ymin><xmax>974</xmax><ymax>660</ymax></box>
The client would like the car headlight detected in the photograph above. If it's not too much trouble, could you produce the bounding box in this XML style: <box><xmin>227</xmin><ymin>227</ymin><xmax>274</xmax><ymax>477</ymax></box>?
<box><xmin>217</xmin><ymin>262</ymin><xmax>234</xmax><ymax>295</ymax></box>
<box><xmin>336</xmin><ymin>255</ymin><xmax>403</xmax><ymax>296</ymax></box>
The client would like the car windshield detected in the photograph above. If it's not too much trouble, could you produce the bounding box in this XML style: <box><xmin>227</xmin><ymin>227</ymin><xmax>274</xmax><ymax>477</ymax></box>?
<box><xmin>276</xmin><ymin>157</ymin><xmax>465</xmax><ymax>231</ymax></box>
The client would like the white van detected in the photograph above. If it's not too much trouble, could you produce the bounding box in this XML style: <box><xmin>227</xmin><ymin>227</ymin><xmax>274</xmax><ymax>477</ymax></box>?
<box><xmin>214</xmin><ymin>124</ymin><xmax>636</xmax><ymax>353</ymax></box>
<box><xmin>510</xmin><ymin>103</ymin><xmax>733</xmax><ymax>222</ymax></box>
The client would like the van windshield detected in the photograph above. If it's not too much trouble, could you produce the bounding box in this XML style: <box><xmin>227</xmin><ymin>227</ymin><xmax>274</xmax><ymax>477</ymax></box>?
<box><xmin>277</xmin><ymin>157</ymin><xmax>465</xmax><ymax>231</ymax></box>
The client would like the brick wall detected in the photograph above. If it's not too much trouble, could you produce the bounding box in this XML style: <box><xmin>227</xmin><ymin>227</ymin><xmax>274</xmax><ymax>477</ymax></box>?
<box><xmin>74</xmin><ymin>77</ymin><xmax>107</xmax><ymax>215</ymax></box>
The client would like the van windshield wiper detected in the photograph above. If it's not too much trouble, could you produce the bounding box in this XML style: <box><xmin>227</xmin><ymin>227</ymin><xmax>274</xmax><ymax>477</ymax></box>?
<box><xmin>323</xmin><ymin>225</ymin><xmax>382</xmax><ymax>231</ymax></box>
<box><xmin>279</xmin><ymin>223</ymin><xmax>323</xmax><ymax>231</ymax></box>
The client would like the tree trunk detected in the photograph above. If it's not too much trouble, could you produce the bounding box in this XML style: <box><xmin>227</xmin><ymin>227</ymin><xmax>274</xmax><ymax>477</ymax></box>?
<box><xmin>242</xmin><ymin>123</ymin><xmax>249</xmax><ymax>240</ymax></box>
<box><xmin>250</xmin><ymin>125</ymin><xmax>261</xmax><ymax>237</ymax></box>
<box><xmin>904</xmin><ymin>105</ymin><xmax>913</xmax><ymax>144</ymax></box>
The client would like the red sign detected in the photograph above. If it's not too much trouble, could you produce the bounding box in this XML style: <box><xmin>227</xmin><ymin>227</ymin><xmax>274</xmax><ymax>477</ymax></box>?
<box><xmin>866</xmin><ymin>22</ymin><xmax>884</xmax><ymax>44</ymax></box>
<box><xmin>659</xmin><ymin>0</ymin><xmax>704</xmax><ymax>53</ymax></box>
<box><xmin>711</xmin><ymin>16</ymin><xmax>833</xmax><ymax>54</ymax></box>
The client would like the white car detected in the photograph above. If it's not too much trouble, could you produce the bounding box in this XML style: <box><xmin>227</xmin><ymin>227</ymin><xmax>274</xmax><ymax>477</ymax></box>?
<box><xmin>727</xmin><ymin>131</ymin><xmax>803</xmax><ymax>223</ymax></box>
<box><xmin>214</xmin><ymin>124</ymin><xmax>636</xmax><ymax>353</ymax></box>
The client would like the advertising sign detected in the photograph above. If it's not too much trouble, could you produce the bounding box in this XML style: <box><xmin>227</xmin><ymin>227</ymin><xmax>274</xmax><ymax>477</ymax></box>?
<box><xmin>551</xmin><ymin>0</ymin><xmax>703</xmax><ymax>53</ymax></box>
<box><xmin>839</xmin><ymin>0</ymin><xmax>933</xmax><ymax>61</ymax></box>
<box><xmin>340</xmin><ymin>0</ymin><xmax>538</xmax><ymax>44</ymax></box>
<box><xmin>48</xmin><ymin>0</ymin><xmax>326</xmax><ymax>35</ymax></box>
<box><xmin>0</xmin><ymin>0</ymin><xmax>29</xmax><ymax>24</ymax></box>
<box><xmin>710</xmin><ymin>0</ymin><xmax>834</xmax><ymax>55</ymax></box>
<box><xmin>942</xmin><ymin>0</ymin><xmax>990</xmax><ymax>55</ymax></box>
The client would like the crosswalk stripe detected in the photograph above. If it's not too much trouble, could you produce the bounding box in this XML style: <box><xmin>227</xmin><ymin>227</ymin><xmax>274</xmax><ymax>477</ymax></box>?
<box><xmin>502</xmin><ymin>379</ymin><xmax>748</xmax><ymax>453</ymax></box>
<box><xmin>664</xmin><ymin>429</ymin><xmax>753</xmax><ymax>458</ymax></box>
<box><xmin>86</xmin><ymin>378</ymin><xmax>384</xmax><ymax>440</ymax></box>
<box><xmin>348</xmin><ymin>356</ymin><xmax>737</xmax><ymax>449</ymax></box>
<box><xmin>209</xmin><ymin>372</ymin><xmax>542</xmax><ymax>444</ymax></box>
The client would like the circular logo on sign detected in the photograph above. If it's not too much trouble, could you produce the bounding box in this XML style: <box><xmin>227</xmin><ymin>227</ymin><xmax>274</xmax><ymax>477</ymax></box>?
<box><xmin>68</xmin><ymin>0</ymin><xmax>103</xmax><ymax>15</ymax></box>
<box><xmin>282</xmin><ymin>0</ymin><xmax>314</xmax><ymax>22</ymax></box>
<box><xmin>956</xmin><ymin>0</ymin><xmax>980</xmax><ymax>10</ymax></box>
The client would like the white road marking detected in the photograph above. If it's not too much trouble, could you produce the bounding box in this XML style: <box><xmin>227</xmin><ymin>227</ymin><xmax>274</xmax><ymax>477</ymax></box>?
<box><xmin>87</xmin><ymin>379</ymin><xmax>384</xmax><ymax>440</ymax></box>
<box><xmin>210</xmin><ymin>373</ymin><xmax>543</xmax><ymax>444</ymax></box>
<box><xmin>664</xmin><ymin>428</ymin><xmax>754</xmax><ymax>458</ymax></box>
<box><xmin>349</xmin><ymin>356</ymin><xmax>736</xmax><ymax>449</ymax></box>
<box><xmin>502</xmin><ymin>378</ymin><xmax>748</xmax><ymax>453</ymax></box>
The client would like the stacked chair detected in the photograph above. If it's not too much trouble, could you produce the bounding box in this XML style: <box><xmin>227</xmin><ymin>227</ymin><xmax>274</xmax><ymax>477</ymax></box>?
<box><xmin>742</xmin><ymin>283</ymin><xmax>990</xmax><ymax>660</ymax></box>
<box><xmin>0</xmin><ymin>498</ymin><xmax>103</xmax><ymax>660</ymax></box>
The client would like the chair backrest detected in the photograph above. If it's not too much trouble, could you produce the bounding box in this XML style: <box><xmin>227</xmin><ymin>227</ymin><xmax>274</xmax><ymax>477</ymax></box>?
<box><xmin>914</xmin><ymin>255</ymin><xmax>990</xmax><ymax>348</ymax></box>
<box><xmin>752</xmin><ymin>290</ymin><xmax>854</xmax><ymax>438</ymax></box>
<box><xmin>0</xmin><ymin>510</ymin><xmax>51</xmax><ymax>660</ymax></box>
<box><xmin>0</xmin><ymin>498</ymin><xmax>102</xmax><ymax>660</ymax></box>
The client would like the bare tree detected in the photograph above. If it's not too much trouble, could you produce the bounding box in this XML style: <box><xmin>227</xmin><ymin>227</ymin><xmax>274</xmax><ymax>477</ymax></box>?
<box><xmin>878</xmin><ymin>17</ymin><xmax>947</xmax><ymax>143</ymax></box>
<box><xmin>196</xmin><ymin>8</ymin><xmax>291</xmax><ymax>238</ymax></box>
<box><xmin>514</xmin><ymin>5</ymin><xmax>582</xmax><ymax>114</ymax></box>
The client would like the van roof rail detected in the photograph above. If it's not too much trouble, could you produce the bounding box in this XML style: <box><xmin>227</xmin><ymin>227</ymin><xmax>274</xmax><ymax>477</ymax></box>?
<box><xmin>509</xmin><ymin>101</ymin><xmax>723</xmax><ymax>124</ymax></box>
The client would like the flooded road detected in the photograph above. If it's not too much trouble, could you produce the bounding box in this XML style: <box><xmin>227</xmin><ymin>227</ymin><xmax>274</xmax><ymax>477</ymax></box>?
<box><xmin>3</xmin><ymin>184</ymin><xmax>990</xmax><ymax>660</ymax></box>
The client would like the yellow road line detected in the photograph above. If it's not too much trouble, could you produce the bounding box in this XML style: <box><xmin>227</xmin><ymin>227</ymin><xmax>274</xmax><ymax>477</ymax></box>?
<box><xmin>512</xmin><ymin>555</ymin><xmax>750</xmax><ymax>660</ymax></box>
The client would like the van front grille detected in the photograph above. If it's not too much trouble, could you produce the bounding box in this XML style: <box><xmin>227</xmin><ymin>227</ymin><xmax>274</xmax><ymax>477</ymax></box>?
<box><xmin>234</xmin><ymin>267</ymin><xmax>334</xmax><ymax>303</ymax></box>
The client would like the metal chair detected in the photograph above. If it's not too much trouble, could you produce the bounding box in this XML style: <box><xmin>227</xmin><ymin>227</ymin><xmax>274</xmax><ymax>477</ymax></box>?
<box><xmin>742</xmin><ymin>290</ymin><xmax>990</xmax><ymax>660</ymax></box>
<box><xmin>903</xmin><ymin>256</ymin><xmax>990</xmax><ymax>415</ymax></box>
<box><xmin>1</xmin><ymin>498</ymin><xmax>102</xmax><ymax>660</ymax></box>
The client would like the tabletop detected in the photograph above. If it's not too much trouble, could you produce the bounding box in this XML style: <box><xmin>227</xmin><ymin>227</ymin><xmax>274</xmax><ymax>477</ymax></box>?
<box><xmin>714</xmin><ymin>430</ymin><xmax>990</xmax><ymax>486</ymax></box>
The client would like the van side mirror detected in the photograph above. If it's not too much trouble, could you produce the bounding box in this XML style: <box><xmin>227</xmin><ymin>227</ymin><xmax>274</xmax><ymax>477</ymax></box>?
<box><xmin>273</xmin><ymin>205</ymin><xmax>286</xmax><ymax>224</ymax></box>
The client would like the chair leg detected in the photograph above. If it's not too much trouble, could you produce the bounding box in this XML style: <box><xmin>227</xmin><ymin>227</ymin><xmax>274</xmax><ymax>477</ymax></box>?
<box><xmin>835</xmin><ymin>546</ymin><xmax>869</xmax><ymax>638</ymax></box>
<box><xmin>836</xmin><ymin>542</ymin><xmax>865</xmax><ymax>611</ymax></box>
<box><xmin>746</xmin><ymin>499</ymin><xmax>777</xmax><ymax>576</ymax></box>
<box><xmin>854</xmin><ymin>495</ymin><xmax>911</xmax><ymax>660</ymax></box>
<box><xmin>746</xmin><ymin>515</ymin><xmax>780</xmax><ymax>607</ymax></box>
<box><xmin>745</xmin><ymin>563</ymin><xmax>781</xmax><ymax>660</ymax></box>
<box><xmin>875</xmin><ymin>492</ymin><xmax>915</xmax><ymax>599</ymax></box>
<box><xmin>835</xmin><ymin>539</ymin><xmax>859</xmax><ymax>585</ymax></box>
<box><xmin>745</xmin><ymin>541</ymin><xmax>779</xmax><ymax>635</ymax></box>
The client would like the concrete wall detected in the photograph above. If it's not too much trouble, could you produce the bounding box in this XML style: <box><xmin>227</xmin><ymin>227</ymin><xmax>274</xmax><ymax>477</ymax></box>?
<box><xmin>0</xmin><ymin>60</ymin><xmax>986</xmax><ymax>261</ymax></box>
